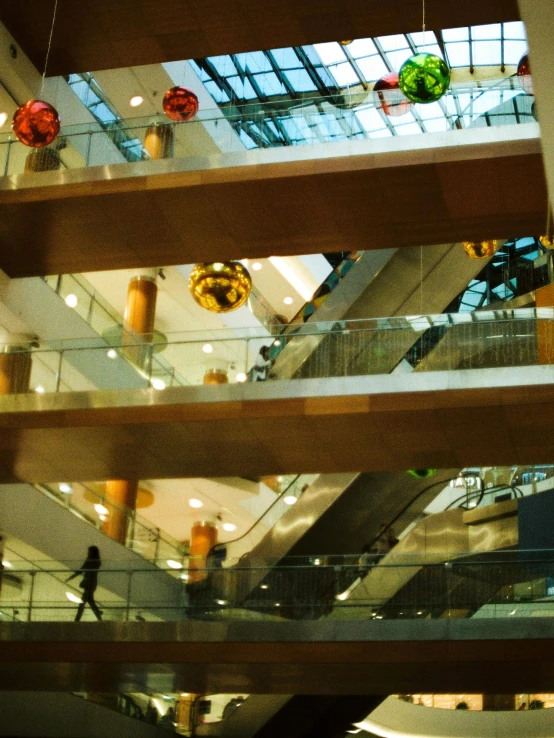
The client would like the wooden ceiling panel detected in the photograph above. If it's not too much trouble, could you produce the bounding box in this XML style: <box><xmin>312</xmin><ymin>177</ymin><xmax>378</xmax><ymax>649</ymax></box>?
<box><xmin>0</xmin><ymin>372</ymin><xmax>551</xmax><ymax>482</ymax></box>
<box><xmin>0</xmin><ymin>145</ymin><xmax>545</xmax><ymax>278</ymax></box>
<box><xmin>0</xmin><ymin>0</ymin><xmax>520</xmax><ymax>75</ymax></box>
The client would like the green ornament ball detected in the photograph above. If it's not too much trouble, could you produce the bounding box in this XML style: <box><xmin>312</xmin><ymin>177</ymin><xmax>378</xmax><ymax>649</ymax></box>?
<box><xmin>407</xmin><ymin>469</ymin><xmax>438</xmax><ymax>479</ymax></box>
<box><xmin>398</xmin><ymin>53</ymin><xmax>450</xmax><ymax>104</ymax></box>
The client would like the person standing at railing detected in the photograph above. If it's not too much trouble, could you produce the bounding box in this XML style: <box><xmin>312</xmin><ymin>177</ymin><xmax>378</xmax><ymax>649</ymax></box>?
<box><xmin>66</xmin><ymin>545</ymin><xmax>102</xmax><ymax>621</ymax></box>
<box><xmin>252</xmin><ymin>345</ymin><xmax>273</xmax><ymax>381</ymax></box>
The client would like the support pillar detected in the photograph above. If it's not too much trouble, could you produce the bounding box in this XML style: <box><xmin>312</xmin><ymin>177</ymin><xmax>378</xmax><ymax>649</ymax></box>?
<box><xmin>144</xmin><ymin>123</ymin><xmax>174</xmax><ymax>159</ymax></box>
<box><xmin>0</xmin><ymin>337</ymin><xmax>33</xmax><ymax>395</ymax></box>
<box><xmin>122</xmin><ymin>271</ymin><xmax>158</xmax><ymax>369</ymax></box>
<box><xmin>203</xmin><ymin>359</ymin><xmax>229</xmax><ymax>385</ymax></box>
<box><xmin>535</xmin><ymin>283</ymin><xmax>554</xmax><ymax>364</ymax></box>
<box><xmin>24</xmin><ymin>148</ymin><xmax>60</xmax><ymax>172</ymax></box>
<box><xmin>188</xmin><ymin>521</ymin><xmax>217</xmax><ymax>584</ymax></box>
<box><xmin>102</xmin><ymin>479</ymin><xmax>138</xmax><ymax>545</ymax></box>
<box><xmin>104</xmin><ymin>273</ymin><xmax>158</xmax><ymax>545</ymax></box>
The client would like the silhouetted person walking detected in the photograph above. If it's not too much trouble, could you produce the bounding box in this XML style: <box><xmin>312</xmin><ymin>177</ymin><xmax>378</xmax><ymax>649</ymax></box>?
<box><xmin>67</xmin><ymin>545</ymin><xmax>102</xmax><ymax>621</ymax></box>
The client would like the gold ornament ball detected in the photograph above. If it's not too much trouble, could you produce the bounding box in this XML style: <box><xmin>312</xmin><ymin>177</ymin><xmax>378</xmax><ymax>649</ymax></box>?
<box><xmin>539</xmin><ymin>235</ymin><xmax>554</xmax><ymax>250</ymax></box>
<box><xmin>462</xmin><ymin>240</ymin><xmax>498</xmax><ymax>260</ymax></box>
<box><xmin>189</xmin><ymin>261</ymin><xmax>252</xmax><ymax>313</ymax></box>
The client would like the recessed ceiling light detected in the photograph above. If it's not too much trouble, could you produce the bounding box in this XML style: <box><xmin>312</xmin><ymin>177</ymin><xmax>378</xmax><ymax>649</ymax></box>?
<box><xmin>151</xmin><ymin>378</ymin><xmax>166</xmax><ymax>390</ymax></box>
<box><xmin>0</xmin><ymin>113</ymin><xmax>7</xmax><ymax>127</ymax></box>
<box><xmin>107</xmin><ymin>349</ymin><xmax>117</xmax><ymax>359</ymax></box>
<box><xmin>130</xmin><ymin>95</ymin><xmax>144</xmax><ymax>107</ymax></box>
<box><xmin>2</xmin><ymin>560</ymin><xmax>12</xmax><ymax>568</ymax></box>
<box><xmin>283</xmin><ymin>296</ymin><xmax>293</xmax><ymax>305</ymax></box>
<box><xmin>260</xmin><ymin>584</ymin><xmax>268</xmax><ymax>590</ymax></box>
<box><xmin>189</xmin><ymin>498</ymin><xmax>203</xmax><ymax>508</ymax></box>
<box><xmin>216</xmin><ymin>599</ymin><xmax>227</xmax><ymax>606</ymax></box>
<box><xmin>167</xmin><ymin>559</ymin><xmax>183</xmax><ymax>569</ymax></box>
<box><xmin>202</xmin><ymin>343</ymin><xmax>213</xmax><ymax>354</ymax></box>
<box><xmin>336</xmin><ymin>591</ymin><xmax>350</xmax><ymax>601</ymax></box>
<box><xmin>59</xmin><ymin>483</ymin><xmax>72</xmax><ymax>494</ymax></box>
<box><xmin>65</xmin><ymin>293</ymin><xmax>78</xmax><ymax>308</ymax></box>
<box><xmin>222</xmin><ymin>522</ymin><xmax>236</xmax><ymax>532</ymax></box>
<box><xmin>236</xmin><ymin>372</ymin><xmax>247</xmax><ymax>383</ymax></box>
<box><xmin>94</xmin><ymin>503</ymin><xmax>109</xmax><ymax>516</ymax></box>
<box><xmin>283</xmin><ymin>495</ymin><xmax>297</xmax><ymax>505</ymax></box>
<box><xmin>273</xmin><ymin>339</ymin><xmax>281</xmax><ymax>346</ymax></box>
<box><xmin>35</xmin><ymin>385</ymin><xmax>45</xmax><ymax>394</ymax></box>
<box><xmin>252</xmin><ymin>262</ymin><xmax>262</xmax><ymax>271</ymax></box>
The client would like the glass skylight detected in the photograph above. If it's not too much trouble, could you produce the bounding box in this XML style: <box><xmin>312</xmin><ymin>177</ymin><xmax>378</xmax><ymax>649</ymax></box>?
<box><xmin>189</xmin><ymin>21</ymin><xmax>530</xmax><ymax>149</ymax></box>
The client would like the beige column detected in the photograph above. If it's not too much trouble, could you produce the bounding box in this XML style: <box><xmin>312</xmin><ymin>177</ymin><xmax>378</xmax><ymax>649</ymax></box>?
<box><xmin>188</xmin><ymin>521</ymin><xmax>218</xmax><ymax>584</ymax></box>
<box><xmin>24</xmin><ymin>148</ymin><xmax>60</xmax><ymax>172</ymax></box>
<box><xmin>535</xmin><ymin>283</ymin><xmax>554</xmax><ymax>364</ymax></box>
<box><xmin>104</xmin><ymin>272</ymin><xmax>158</xmax><ymax>543</ymax></box>
<box><xmin>102</xmin><ymin>479</ymin><xmax>138</xmax><ymax>545</ymax></box>
<box><xmin>203</xmin><ymin>359</ymin><xmax>229</xmax><ymax>385</ymax></box>
<box><xmin>122</xmin><ymin>272</ymin><xmax>158</xmax><ymax>369</ymax></box>
<box><xmin>0</xmin><ymin>336</ymin><xmax>33</xmax><ymax>395</ymax></box>
<box><xmin>144</xmin><ymin>123</ymin><xmax>174</xmax><ymax>159</ymax></box>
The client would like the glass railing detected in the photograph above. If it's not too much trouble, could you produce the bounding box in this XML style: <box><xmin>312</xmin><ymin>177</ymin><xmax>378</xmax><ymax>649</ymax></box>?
<box><xmin>43</xmin><ymin>272</ymin><xmax>189</xmax><ymax>389</ymax></box>
<box><xmin>2</xmin><ymin>308</ymin><xmax>552</xmax><ymax>397</ymax></box>
<box><xmin>34</xmin><ymin>481</ymin><xmax>187</xmax><ymax>568</ymax></box>
<box><xmin>0</xmin><ymin>80</ymin><xmax>535</xmax><ymax>182</ymax></box>
<box><xmin>2</xmin><ymin>552</ymin><xmax>554</xmax><ymax>623</ymax></box>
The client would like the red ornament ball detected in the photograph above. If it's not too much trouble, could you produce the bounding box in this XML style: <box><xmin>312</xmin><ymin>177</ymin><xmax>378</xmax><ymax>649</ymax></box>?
<box><xmin>373</xmin><ymin>73</ymin><xmax>414</xmax><ymax>117</ymax></box>
<box><xmin>162</xmin><ymin>86</ymin><xmax>199</xmax><ymax>121</ymax></box>
<box><xmin>12</xmin><ymin>99</ymin><xmax>60</xmax><ymax>148</ymax></box>
<box><xmin>517</xmin><ymin>54</ymin><xmax>533</xmax><ymax>96</ymax></box>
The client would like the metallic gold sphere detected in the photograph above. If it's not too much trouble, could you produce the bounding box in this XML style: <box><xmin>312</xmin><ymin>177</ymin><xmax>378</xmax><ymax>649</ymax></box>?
<box><xmin>462</xmin><ymin>240</ymin><xmax>498</xmax><ymax>260</ymax></box>
<box><xmin>339</xmin><ymin>40</ymin><xmax>353</xmax><ymax>46</ymax></box>
<box><xmin>189</xmin><ymin>261</ymin><xmax>252</xmax><ymax>313</ymax></box>
<box><xmin>539</xmin><ymin>235</ymin><xmax>554</xmax><ymax>249</ymax></box>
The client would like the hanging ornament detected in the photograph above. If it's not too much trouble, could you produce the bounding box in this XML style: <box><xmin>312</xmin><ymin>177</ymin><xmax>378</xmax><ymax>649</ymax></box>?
<box><xmin>162</xmin><ymin>86</ymin><xmax>199</xmax><ymax>121</ymax></box>
<box><xmin>373</xmin><ymin>73</ymin><xmax>414</xmax><ymax>117</ymax></box>
<box><xmin>189</xmin><ymin>262</ymin><xmax>252</xmax><ymax>313</ymax></box>
<box><xmin>12</xmin><ymin>99</ymin><xmax>60</xmax><ymax>148</ymax></box>
<box><xmin>539</xmin><ymin>235</ymin><xmax>554</xmax><ymax>249</ymax></box>
<box><xmin>462</xmin><ymin>240</ymin><xmax>498</xmax><ymax>260</ymax></box>
<box><xmin>399</xmin><ymin>53</ymin><xmax>450</xmax><ymax>104</ymax></box>
<box><xmin>407</xmin><ymin>469</ymin><xmax>438</xmax><ymax>478</ymax></box>
<box><xmin>517</xmin><ymin>54</ymin><xmax>533</xmax><ymax>96</ymax></box>
<box><xmin>339</xmin><ymin>40</ymin><xmax>353</xmax><ymax>46</ymax></box>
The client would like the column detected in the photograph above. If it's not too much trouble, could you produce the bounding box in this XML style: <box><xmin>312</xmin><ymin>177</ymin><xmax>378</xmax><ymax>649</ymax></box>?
<box><xmin>24</xmin><ymin>148</ymin><xmax>60</xmax><ymax>172</ymax></box>
<box><xmin>188</xmin><ymin>521</ymin><xmax>217</xmax><ymax>584</ymax></box>
<box><xmin>104</xmin><ymin>272</ymin><xmax>158</xmax><ymax>545</ymax></box>
<box><xmin>122</xmin><ymin>271</ymin><xmax>158</xmax><ymax>369</ymax></box>
<box><xmin>535</xmin><ymin>283</ymin><xmax>554</xmax><ymax>364</ymax></box>
<box><xmin>102</xmin><ymin>479</ymin><xmax>138</xmax><ymax>545</ymax></box>
<box><xmin>0</xmin><ymin>534</ymin><xmax>4</xmax><ymax>597</ymax></box>
<box><xmin>144</xmin><ymin>123</ymin><xmax>174</xmax><ymax>159</ymax></box>
<box><xmin>203</xmin><ymin>359</ymin><xmax>229</xmax><ymax>385</ymax></box>
<box><xmin>0</xmin><ymin>336</ymin><xmax>33</xmax><ymax>395</ymax></box>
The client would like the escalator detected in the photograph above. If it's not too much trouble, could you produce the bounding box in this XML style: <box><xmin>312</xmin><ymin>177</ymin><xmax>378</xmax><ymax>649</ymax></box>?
<box><xmin>326</xmin><ymin>484</ymin><xmax>536</xmax><ymax>622</ymax></box>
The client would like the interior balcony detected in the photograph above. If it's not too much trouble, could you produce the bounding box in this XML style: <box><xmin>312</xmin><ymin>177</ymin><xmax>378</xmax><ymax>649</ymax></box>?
<box><xmin>0</xmin><ymin>96</ymin><xmax>544</xmax><ymax>277</ymax></box>
<box><xmin>0</xmin><ymin>309</ymin><xmax>552</xmax><ymax>481</ymax></box>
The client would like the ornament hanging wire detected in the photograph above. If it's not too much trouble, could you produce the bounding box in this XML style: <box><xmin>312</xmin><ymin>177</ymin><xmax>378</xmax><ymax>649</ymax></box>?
<box><xmin>40</xmin><ymin>0</ymin><xmax>59</xmax><ymax>98</ymax></box>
